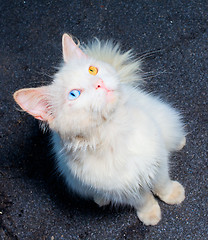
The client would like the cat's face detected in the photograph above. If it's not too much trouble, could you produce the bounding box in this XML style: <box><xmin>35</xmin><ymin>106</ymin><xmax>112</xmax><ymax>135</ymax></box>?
<box><xmin>50</xmin><ymin>56</ymin><xmax>121</xmax><ymax>136</ymax></box>
<box><xmin>13</xmin><ymin>34</ymin><xmax>122</xmax><ymax>137</ymax></box>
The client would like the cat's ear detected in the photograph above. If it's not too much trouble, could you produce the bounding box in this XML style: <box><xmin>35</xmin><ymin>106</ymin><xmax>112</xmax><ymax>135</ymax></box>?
<box><xmin>62</xmin><ymin>33</ymin><xmax>87</xmax><ymax>62</ymax></box>
<box><xmin>13</xmin><ymin>87</ymin><xmax>53</xmax><ymax>122</ymax></box>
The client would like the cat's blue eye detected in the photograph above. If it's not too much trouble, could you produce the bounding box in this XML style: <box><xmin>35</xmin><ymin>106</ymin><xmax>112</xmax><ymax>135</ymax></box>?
<box><xmin>68</xmin><ymin>90</ymin><xmax>81</xmax><ymax>100</ymax></box>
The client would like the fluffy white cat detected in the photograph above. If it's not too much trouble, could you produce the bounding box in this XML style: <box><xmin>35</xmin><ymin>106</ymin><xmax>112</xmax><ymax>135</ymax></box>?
<box><xmin>14</xmin><ymin>33</ymin><xmax>186</xmax><ymax>225</ymax></box>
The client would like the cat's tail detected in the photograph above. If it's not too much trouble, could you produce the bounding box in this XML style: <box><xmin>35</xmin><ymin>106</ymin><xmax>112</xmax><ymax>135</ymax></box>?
<box><xmin>82</xmin><ymin>39</ymin><xmax>143</xmax><ymax>85</ymax></box>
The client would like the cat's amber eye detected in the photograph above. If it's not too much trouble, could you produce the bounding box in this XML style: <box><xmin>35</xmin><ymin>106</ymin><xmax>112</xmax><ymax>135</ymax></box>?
<box><xmin>88</xmin><ymin>66</ymin><xmax>98</xmax><ymax>76</ymax></box>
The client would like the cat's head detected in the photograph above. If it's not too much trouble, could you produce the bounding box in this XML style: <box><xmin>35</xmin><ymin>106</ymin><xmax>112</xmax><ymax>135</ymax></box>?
<box><xmin>13</xmin><ymin>34</ymin><xmax>122</xmax><ymax>136</ymax></box>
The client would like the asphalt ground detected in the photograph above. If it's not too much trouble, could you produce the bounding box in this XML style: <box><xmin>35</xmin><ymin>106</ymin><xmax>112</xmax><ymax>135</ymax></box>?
<box><xmin>0</xmin><ymin>1</ymin><xmax>207</xmax><ymax>239</ymax></box>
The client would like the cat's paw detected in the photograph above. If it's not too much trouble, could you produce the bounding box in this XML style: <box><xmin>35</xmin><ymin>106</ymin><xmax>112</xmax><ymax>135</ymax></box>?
<box><xmin>176</xmin><ymin>137</ymin><xmax>186</xmax><ymax>151</ymax></box>
<box><xmin>137</xmin><ymin>201</ymin><xmax>161</xmax><ymax>226</ymax></box>
<box><xmin>159</xmin><ymin>181</ymin><xmax>185</xmax><ymax>205</ymax></box>
<box><xmin>94</xmin><ymin>196</ymin><xmax>110</xmax><ymax>207</ymax></box>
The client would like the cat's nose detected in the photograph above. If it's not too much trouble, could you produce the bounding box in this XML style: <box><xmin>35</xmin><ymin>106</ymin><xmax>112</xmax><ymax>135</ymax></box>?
<box><xmin>95</xmin><ymin>79</ymin><xmax>106</xmax><ymax>90</ymax></box>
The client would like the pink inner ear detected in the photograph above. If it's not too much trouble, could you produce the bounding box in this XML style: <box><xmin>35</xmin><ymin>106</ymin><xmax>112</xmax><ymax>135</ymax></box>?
<box><xmin>62</xmin><ymin>33</ymin><xmax>87</xmax><ymax>62</ymax></box>
<box><xmin>13</xmin><ymin>87</ymin><xmax>53</xmax><ymax>122</ymax></box>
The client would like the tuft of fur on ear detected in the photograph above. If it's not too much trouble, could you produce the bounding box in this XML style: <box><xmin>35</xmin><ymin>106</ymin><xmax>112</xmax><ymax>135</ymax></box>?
<box><xmin>13</xmin><ymin>87</ymin><xmax>53</xmax><ymax>122</ymax></box>
<box><xmin>62</xmin><ymin>33</ymin><xmax>87</xmax><ymax>62</ymax></box>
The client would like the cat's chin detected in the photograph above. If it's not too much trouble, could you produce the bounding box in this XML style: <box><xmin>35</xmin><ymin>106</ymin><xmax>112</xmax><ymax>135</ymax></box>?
<box><xmin>95</xmin><ymin>87</ymin><xmax>119</xmax><ymax>108</ymax></box>
<box><xmin>100</xmin><ymin>101</ymin><xmax>118</xmax><ymax>122</ymax></box>
<box><xmin>105</xmin><ymin>91</ymin><xmax>119</xmax><ymax>111</ymax></box>
<box><xmin>105</xmin><ymin>90</ymin><xmax>117</xmax><ymax>104</ymax></box>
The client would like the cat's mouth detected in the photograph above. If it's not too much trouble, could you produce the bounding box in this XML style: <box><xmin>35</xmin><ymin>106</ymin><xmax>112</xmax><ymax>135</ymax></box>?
<box><xmin>95</xmin><ymin>79</ymin><xmax>115</xmax><ymax>93</ymax></box>
<box><xmin>98</xmin><ymin>86</ymin><xmax>112</xmax><ymax>92</ymax></box>
<box><xmin>93</xmin><ymin>79</ymin><xmax>119</xmax><ymax>108</ymax></box>
<box><xmin>96</xmin><ymin>87</ymin><xmax>116</xmax><ymax>103</ymax></box>
<box><xmin>97</xmin><ymin>86</ymin><xmax>114</xmax><ymax>94</ymax></box>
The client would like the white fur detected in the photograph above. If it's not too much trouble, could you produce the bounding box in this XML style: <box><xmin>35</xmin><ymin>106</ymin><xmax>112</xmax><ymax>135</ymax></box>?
<box><xmin>14</xmin><ymin>36</ymin><xmax>186</xmax><ymax>225</ymax></box>
<box><xmin>51</xmin><ymin>40</ymin><xmax>186</xmax><ymax>222</ymax></box>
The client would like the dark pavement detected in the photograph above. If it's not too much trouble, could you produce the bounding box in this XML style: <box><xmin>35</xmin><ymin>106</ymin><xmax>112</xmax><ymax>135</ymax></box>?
<box><xmin>0</xmin><ymin>1</ymin><xmax>207</xmax><ymax>239</ymax></box>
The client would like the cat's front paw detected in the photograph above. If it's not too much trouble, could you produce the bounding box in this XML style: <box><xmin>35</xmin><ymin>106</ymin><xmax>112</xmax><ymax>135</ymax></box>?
<box><xmin>137</xmin><ymin>201</ymin><xmax>161</xmax><ymax>226</ymax></box>
<box><xmin>159</xmin><ymin>181</ymin><xmax>185</xmax><ymax>205</ymax></box>
<box><xmin>94</xmin><ymin>196</ymin><xmax>110</xmax><ymax>207</ymax></box>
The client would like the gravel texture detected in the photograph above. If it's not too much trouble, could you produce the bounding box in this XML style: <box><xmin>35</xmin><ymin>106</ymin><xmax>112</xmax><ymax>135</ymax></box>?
<box><xmin>0</xmin><ymin>1</ymin><xmax>207</xmax><ymax>239</ymax></box>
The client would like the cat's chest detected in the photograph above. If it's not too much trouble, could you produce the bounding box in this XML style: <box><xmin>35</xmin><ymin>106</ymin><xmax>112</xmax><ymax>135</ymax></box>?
<box><xmin>67</xmin><ymin>145</ymin><xmax>139</xmax><ymax>192</ymax></box>
<box><xmin>53</xmin><ymin>105</ymin><xmax>161</xmax><ymax>192</ymax></box>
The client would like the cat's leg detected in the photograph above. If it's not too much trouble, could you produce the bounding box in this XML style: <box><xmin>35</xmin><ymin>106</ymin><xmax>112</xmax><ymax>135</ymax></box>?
<box><xmin>135</xmin><ymin>191</ymin><xmax>161</xmax><ymax>226</ymax></box>
<box><xmin>163</xmin><ymin>130</ymin><xmax>186</xmax><ymax>152</ymax></box>
<box><xmin>156</xmin><ymin>180</ymin><xmax>185</xmax><ymax>205</ymax></box>
<box><xmin>93</xmin><ymin>194</ymin><xmax>110</xmax><ymax>207</ymax></box>
<box><xmin>153</xmin><ymin>160</ymin><xmax>185</xmax><ymax>205</ymax></box>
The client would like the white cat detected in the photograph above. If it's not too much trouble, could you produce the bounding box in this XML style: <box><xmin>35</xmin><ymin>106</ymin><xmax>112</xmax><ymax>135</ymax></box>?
<box><xmin>13</xmin><ymin>33</ymin><xmax>186</xmax><ymax>225</ymax></box>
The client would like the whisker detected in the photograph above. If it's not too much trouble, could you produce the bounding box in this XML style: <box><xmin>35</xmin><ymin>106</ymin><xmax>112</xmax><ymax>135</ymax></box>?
<box><xmin>137</xmin><ymin>49</ymin><xmax>165</xmax><ymax>61</ymax></box>
<box><xmin>15</xmin><ymin>81</ymin><xmax>50</xmax><ymax>88</ymax></box>
<box><xmin>32</xmin><ymin>70</ymin><xmax>54</xmax><ymax>79</ymax></box>
<box><xmin>140</xmin><ymin>70</ymin><xmax>170</xmax><ymax>82</ymax></box>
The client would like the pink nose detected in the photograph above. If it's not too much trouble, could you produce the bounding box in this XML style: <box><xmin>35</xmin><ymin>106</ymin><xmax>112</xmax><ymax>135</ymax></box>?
<box><xmin>95</xmin><ymin>79</ymin><xmax>106</xmax><ymax>90</ymax></box>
